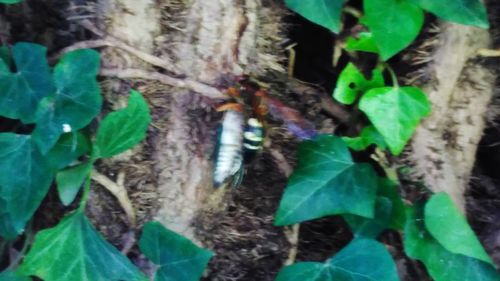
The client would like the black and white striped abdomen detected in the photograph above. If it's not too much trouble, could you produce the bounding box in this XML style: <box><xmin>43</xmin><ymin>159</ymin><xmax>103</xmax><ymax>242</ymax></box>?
<box><xmin>213</xmin><ymin>110</ymin><xmax>244</xmax><ymax>187</ymax></box>
<box><xmin>243</xmin><ymin>118</ymin><xmax>263</xmax><ymax>163</ymax></box>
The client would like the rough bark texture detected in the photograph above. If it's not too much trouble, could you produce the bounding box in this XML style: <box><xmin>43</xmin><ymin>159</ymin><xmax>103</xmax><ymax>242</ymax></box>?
<box><xmin>407</xmin><ymin>23</ymin><xmax>495</xmax><ymax>210</ymax></box>
<box><xmin>154</xmin><ymin>0</ymin><xmax>284</xmax><ymax>241</ymax></box>
<box><xmin>97</xmin><ymin>0</ymin><xmax>285</xmax><ymax>242</ymax></box>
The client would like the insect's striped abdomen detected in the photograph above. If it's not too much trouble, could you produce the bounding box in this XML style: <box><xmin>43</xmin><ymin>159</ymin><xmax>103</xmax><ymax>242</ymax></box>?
<box><xmin>213</xmin><ymin>110</ymin><xmax>244</xmax><ymax>187</ymax></box>
<box><xmin>243</xmin><ymin>118</ymin><xmax>264</xmax><ymax>163</ymax></box>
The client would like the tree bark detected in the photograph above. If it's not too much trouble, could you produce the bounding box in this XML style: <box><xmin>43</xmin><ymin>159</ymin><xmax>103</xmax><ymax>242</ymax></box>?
<box><xmin>98</xmin><ymin>0</ymin><xmax>285</xmax><ymax>241</ymax></box>
<box><xmin>407</xmin><ymin>23</ymin><xmax>495</xmax><ymax>211</ymax></box>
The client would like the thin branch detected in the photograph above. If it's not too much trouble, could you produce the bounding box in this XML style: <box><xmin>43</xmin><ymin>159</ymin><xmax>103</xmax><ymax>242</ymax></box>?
<box><xmin>55</xmin><ymin>39</ymin><xmax>180</xmax><ymax>74</ymax></box>
<box><xmin>477</xmin><ymin>48</ymin><xmax>500</xmax><ymax>57</ymax></box>
<box><xmin>268</xmin><ymin>148</ymin><xmax>293</xmax><ymax>177</ymax></box>
<box><xmin>91</xmin><ymin>169</ymin><xmax>136</xmax><ymax>226</ymax></box>
<box><xmin>284</xmin><ymin>224</ymin><xmax>300</xmax><ymax>265</ymax></box>
<box><xmin>287</xmin><ymin>80</ymin><xmax>351</xmax><ymax>124</ymax></box>
<box><xmin>100</xmin><ymin>68</ymin><xmax>226</xmax><ymax>99</ymax></box>
<box><xmin>54</xmin><ymin>20</ymin><xmax>180</xmax><ymax>73</ymax></box>
<box><xmin>267</xmin><ymin>144</ymin><xmax>299</xmax><ymax>265</ymax></box>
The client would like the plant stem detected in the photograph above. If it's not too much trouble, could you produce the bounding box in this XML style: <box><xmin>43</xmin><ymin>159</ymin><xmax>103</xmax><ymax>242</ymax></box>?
<box><xmin>371</xmin><ymin>148</ymin><xmax>399</xmax><ymax>184</ymax></box>
<box><xmin>7</xmin><ymin>222</ymin><xmax>34</xmax><ymax>270</ymax></box>
<box><xmin>344</xmin><ymin>6</ymin><xmax>362</xmax><ymax>18</ymax></box>
<box><xmin>384</xmin><ymin>63</ymin><xmax>399</xmax><ymax>88</ymax></box>
<box><xmin>78</xmin><ymin>175</ymin><xmax>92</xmax><ymax>211</ymax></box>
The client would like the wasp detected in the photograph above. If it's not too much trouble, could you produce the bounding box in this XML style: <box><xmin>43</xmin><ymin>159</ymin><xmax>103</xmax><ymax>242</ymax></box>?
<box><xmin>213</xmin><ymin>78</ymin><xmax>317</xmax><ymax>188</ymax></box>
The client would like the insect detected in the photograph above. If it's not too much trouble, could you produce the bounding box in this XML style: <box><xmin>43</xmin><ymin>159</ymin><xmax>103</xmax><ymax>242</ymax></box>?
<box><xmin>212</xmin><ymin>78</ymin><xmax>317</xmax><ymax>188</ymax></box>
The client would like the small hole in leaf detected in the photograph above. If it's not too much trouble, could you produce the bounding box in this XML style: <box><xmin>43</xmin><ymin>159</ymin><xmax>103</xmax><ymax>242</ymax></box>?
<box><xmin>348</xmin><ymin>82</ymin><xmax>356</xmax><ymax>89</ymax></box>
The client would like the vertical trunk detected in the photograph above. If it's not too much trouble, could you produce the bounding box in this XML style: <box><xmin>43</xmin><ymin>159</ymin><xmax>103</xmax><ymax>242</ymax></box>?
<box><xmin>408</xmin><ymin>23</ymin><xmax>495</xmax><ymax>210</ymax></box>
<box><xmin>98</xmin><ymin>0</ymin><xmax>285</xmax><ymax>241</ymax></box>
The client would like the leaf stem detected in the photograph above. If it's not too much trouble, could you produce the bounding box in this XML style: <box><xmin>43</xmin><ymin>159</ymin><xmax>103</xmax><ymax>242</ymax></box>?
<box><xmin>344</xmin><ymin>6</ymin><xmax>362</xmax><ymax>19</ymax></box>
<box><xmin>7</xmin><ymin>222</ymin><xmax>34</xmax><ymax>270</ymax></box>
<box><xmin>78</xmin><ymin>175</ymin><xmax>92</xmax><ymax>211</ymax></box>
<box><xmin>384</xmin><ymin>63</ymin><xmax>399</xmax><ymax>88</ymax></box>
<box><xmin>371</xmin><ymin>148</ymin><xmax>399</xmax><ymax>184</ymax></box>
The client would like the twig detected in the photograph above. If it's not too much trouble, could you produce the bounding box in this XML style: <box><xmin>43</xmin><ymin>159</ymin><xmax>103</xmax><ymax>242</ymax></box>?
<box><xmin>267</xmin><ymin>145</ymin><xmax>299</xmax><ymax>265</ymax></box>
<box><xmin>268</xmin><ymin>148</ymin><xmax>293</xmax><ymax>177</ymax></box>
<box><xmin>285</xmin><ymin>43</ymin><xmax>297</xmax><ymax>78</ymax></box>
<box><xmin>55</xmin><ymin>39</ymin><xmax>180</xmax><ymax>74</ymax></box>
<box><xmin>91</xmin><ymin>169</ymin><xmax>136</xmax><ymax>226</ymax></box>
<box><xmin>100</xmin><ymin>68</ymin><xmax>226</xmax><ymax>99</ymax></box>
<box><xmin>54</xmin><ymin>20</ymin><xmax>181</xmax><ymax>74</ymax></box>
<box><xmin>371</xmin><ymin>148</ymin><xmax>399</xmax><ymax>183</ymax></box>
<box><xmin>120</xmin><ymin>230</ymin><xmax>136</xmax><ymax>255</ymax></box>
<box><xmin>287</xmin><ymin>80</ymin><xmax>351</xmax><ymax>124</ymax></box>
<box><xmin>284</xmin><ymin>224</ymin><xmax>300</xmax><ymax>265</ymax></box>
<box><xmin>477</xmin><ymin>48</ymin><xmax>500</xmax><ymax>57</ymax></box>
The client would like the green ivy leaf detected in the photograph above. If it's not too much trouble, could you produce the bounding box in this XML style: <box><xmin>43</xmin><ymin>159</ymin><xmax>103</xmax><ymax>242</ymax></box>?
<box><xmin>95</xmin><ymin>90</ymin><xmax>151</xmax><ymax>158</ymax></box>
<box><xmin>425</xmin><ymin>193</ymin><xmax>493</xmax><ymax>264</ymax></box>
<box><xmin>139</xmin><ymin>221</ymin><xmax>214</xmax><ymax>281</ymax></box>
<box><xmin>46</xmin><ymin>132</ymin><xmax>90</xmax><ymax>170</ymax></box>
<box><xmin>410</xmin><ymin>0</ymin><xmax>489</xmax><ymax>28</ymax></box>
<box><xmin>345</xmin><ymin>32</ymin><xmax>379</xmax><ymax>53</ymax></box>
<box><xmin>0</xmin><ymin>43</ymin><xmax>54</xmax><ymax>123</ymax></box>
<box><xmin>275</xmin><ymin>135</ymin><xmax>378</xmax><ymax>226</ymax></box>
<box><xmin>377</xmin><ymin>178</ymin><xmax>406</xmax><ymax>230</ymax></box>
<box><xmin>404</xmin><ymin>206</ymin><xmax>500</xmax><ymax>281</ymax></box>
<box><xmin>285</xmin><ymin>0</ymin><xmax>345</xmax><ymax>33</ymax></box>
<box><xmin>276</xmin><ymin>238</ymin><xmax>400</xmax><ymax>281</ymax></box>
<box><xmin>0</xmin><ymin>133</ymin><xmax>53</xmax><ymax>239</ymax></box>
<box><xmin>56</xmin><ymin>162</ymin><xmax>91</xmax><ymax>206</ymax></box>
<box><xmin>19</xmin><ymin>211</ymin><xmax>148</xmax><ymax>281</ymax></box>
<box><xmin>359</xmin><ymin>86</ymin><xmax>431</xmax><ymax>155</ymax></box>
<box><xmin>0</xmin><ymin>270</ymin><xmax>32</xmax><ymax>281</ymax></box>
<box><xmin>364</xmin><ymin>0</ymin><xmax>424</xmax><ymax>60</ymax></box>
<box><xmin>0</xmin><ymin>46</ymin><xmax>12</xmax><ymax>67</ymax></box>
<box><xmin>0</xmin><ymin>0</ymin><xmax>22</xmax><ymax>3</ymax></box>
<box><xmin>333</xmin><ymin>63</ymin><xmax>385</xmax><ymax>105</ymax></box>
<box><xmin>343</xmin><ymin>197</ymin><xmax>392</xmax><ymax>238</ymax></box>
<box><xmin>32</xmin><ymin>49</ymin><xmax>102</xmax><ymax>154</ymax></box>
<box><xmin>342</xmin><ymin>126</ymin><xmax>387</xmax><ymax>151</ymax></box>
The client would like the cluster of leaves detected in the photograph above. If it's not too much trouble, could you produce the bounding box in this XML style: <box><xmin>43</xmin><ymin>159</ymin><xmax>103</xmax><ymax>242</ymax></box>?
<box><xmin>275</xmin><ymin>1</ymin><xmax>497</xmax><ymax>280</ymax></box>
<box><xmin>0</xmin><ymin>42</ymin><xmax>213</xmax><ymax>281</ymax></box>
<box><xmin>286</xmin><ymin>0</ymin><xmax>489</xmax><ymax>60</ymax></box>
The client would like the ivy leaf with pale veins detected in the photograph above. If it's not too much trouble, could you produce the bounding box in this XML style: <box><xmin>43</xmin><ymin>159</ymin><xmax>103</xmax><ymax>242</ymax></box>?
<box><xmin>343</xmin><ymin>197</ymin><xmax>392</xmax><ymax>238</ymax></box>
<box><xmin>0</xmin><ymin>43</ymin><xmax>54</xmax><ymax>123</ymax></box>
<box><xmin>286</xmin><ymin>0</ymin><xmax>345</xmax><ymax>33</ymax></box>
<box><xmin>364</xmin><ymin>0</ymin><xmax>424</xmax><ymax>60</ymax></box>
<box><xmin>0</xmin><ymin>133</ymin><xmax>53</xmax><ymax>239</ymax></box>
<box><xmin>333</xmin><ymin>63</ymin><xmax>385</xmax><ymax>105</ymax></box>
<box><xmin>56</xmin><ymin>162</ymin><xmax>91</xmax><ymax>206</ymax></box>
<box><xmin>410</xmin><ymin>0</ymin><xmax>489</xmax><ymax>28</ymax></box>
<box><xmin>425</xmin><ymin>193</ymin><xmax>493</xmax><ymax>264</ymax></box>
<box><xmin>276</xmin><ymin>238</ymin><xmax>400</xmax><ymax>281</ymax></box>
<box><xmin>342</xmin><ymin>126</ymin><xmax>387</xmax><ymax>151</ymax></box>
<box><xmin>404</xmin><ymin>206</ymin><xmax>500</xmax><ymax>281</ymax></box>
<box><xmin>359</xmin><ymin>86</ymin><xmax>431</xmax><ymax>155</ymax></box>
<box><xmin>94</xmin><ymin>90</ymin><xmax>151</xmax><ymax>158</ymax></box>
<box><xmin>139</xmin><ymin>221</ymin><xmax>214</xmax><ymax>281</ymax></box>
<box><xmin>377</xmin><ymin>178</ymin><xmax>406</xmax><ymax>230</ymax></box>
<box><xmin>46</xmin><ymin>132</ymin><xmax>90</xmax><ymax>170</ymax></box>
<box><xmin>19</xmin><ymin>211</ymin><xmax>148</xmax><ymax>281</ymax></box>
<box><xmin>32</xmin><ymin>49</ymin><xmax>102</xmax><ymax>153</ymax></box>
<box><xmin>275</xmin><ymin>135</ymin><xmax>378</xmax><ymax>226</ymax></box>
<box><xmin>0</xmin><ymin>270</ymin><xmax>32</xmax><ymax>281</ymax></box>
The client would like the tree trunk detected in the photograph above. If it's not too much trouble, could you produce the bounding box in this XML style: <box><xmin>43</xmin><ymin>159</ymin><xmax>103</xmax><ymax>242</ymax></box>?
<box><xmin>97</xmin><ymin>0</ymin><xmax>286</xmax><ymax>242</ymax></box>
<box><xmin>406</xmin><ymin>23</ymin><xmax>495</xmax><ymax>211</ymax></box>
